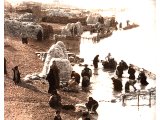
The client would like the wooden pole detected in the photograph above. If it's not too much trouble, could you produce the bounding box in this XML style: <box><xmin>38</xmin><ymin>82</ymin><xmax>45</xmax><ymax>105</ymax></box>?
<box><xmin>149</xmin><ymin>91</ymin><xmax>152</xmax><ymax>107</ymax></box>
<box><xmin>138</xmin><ymin>93</ymin><xmax>140</xmax><ymax>110</ymax></box>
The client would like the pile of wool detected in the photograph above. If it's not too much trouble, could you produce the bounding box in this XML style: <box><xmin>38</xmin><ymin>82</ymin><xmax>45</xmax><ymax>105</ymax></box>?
<box><xmin>39</xmin><ymin>41</ymin><xmax>72</xmax><ymax>82</ymax></box>
<box><xmin>86</xmin><ymin>13</ymin><xmax>102</xmax><ymax>25</ymax></box>
<box><xmin>4</xmin><ymin>19</ymin><xmax>43</xmax><ymax>40</ymax></box>
<box><xmin>61</xmin><ymin>22</ymin><xmax>83</xmax><ymax>36</ymax></box>
<box><xmin>47</xmin><ymin>9</ymin><xmax>76</xmax><ymax>18</ymax></box>
<box><xmin>18</xmin><ymin>13</ymin><xmax>36</xmax><ymax>22</ymax></box>
<box><xmin>40</xmin><ymin>23</ymin><xmax>54</xmax><ymax>40</ymax></box>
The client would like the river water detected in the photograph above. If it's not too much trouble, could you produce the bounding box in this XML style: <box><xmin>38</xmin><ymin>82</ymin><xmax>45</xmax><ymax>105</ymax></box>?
<box><xmin>71</xmin><ymin>0</ymin><xmax>157</xmax><ymax>120</ymax></box>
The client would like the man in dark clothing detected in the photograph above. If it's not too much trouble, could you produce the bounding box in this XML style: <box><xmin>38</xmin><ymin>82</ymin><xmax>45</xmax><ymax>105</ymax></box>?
<box><xmin>138</xmin><ymin>70</ymin><xmax>149</xmax><ymax>86</ymax></box>
<box><xmin>37</xmin><ymin>30</ymin><xmax>43</xmax><ymax>41</ymax></box>
<box><xmin>21</xmin><ymin>32</ymin><xmax>28</xmax><ymax>44</ymax></box>
<box><xmin>125</xmin><ymin>80</ymin><xmax>137</xmax><ymax>93</ymax></box>
<box><xmin>12</xmin><ymin>66</ymin><xmax>21</xmax><ymax>85</ymax></box>
<box><xmin>49</xmin><ymin>90</ymin><xmax>62</xmax><ymax>109</ymax></box>
<box><xmin>70</xmin><ymin>27</ymin><xmax>74</xmax><ymax>36</ymax></box>
<box><xmin>46</xmin><ymin>61</ymin><xmax>60</xmax><ymax>94</ymax></box>
<box><xmin>71</xmin><ymin>71</ymin><xmax>80</xmax><ymax>84</ymax></box>
<box><xmin>116</xmin><ymin>65</ymin><xmax>124</xmax><ymax>78</ymax></box>
<box><xmin>82</xmin><ymin>112</ymin><xmax>90</xmax><ymax>120</ymax></box>
<box><xmin>119</xmin><ymin>22</ymin><xmax>122</xmax><ymax>29</ymax></box>
<box><xmin>111</xmin><ymin>77</ymin><xmax>123</xmax><ymax>91</ymax></box>
<box><xmin>74</xmin><ymin>26</ymin><xmax>77</xmax><ymax>36</ymax></box>
<box><xmin>93</xmin><ymin>55</ymin><xmax>99</xmax><ymax>69</ymax></box>
<box><xmin>128</xmin><ymin>65</ymin><xmax>136</xmax><ymax>80</ymax></box>
<box><xmin>81</xmin><ymin>64</ymin><xmax>92</xmax><ymax>80</ymax></box>
<box><xmin>82</xmin><ymin>76</ymin><xmax>90</xmax><ymax>88</ymax></box>
<box><xmin>54</xmin><ymin>110</ymin><xmax>62</xmax><ymax>120</ymax></box>
<box><xmin>4</xmin><ymin>57</ymin><xmax>7</xmax><ymax>75</ymax></box>
<box><xmin>22</xmin><ymin>37</ymin><xmax>28</xmax><ymax>44</ymax></box>
<box><xmin>119</xmin><ymin>60</ymin><xmax>128</xmax><ymax>70</ymax></box>
<box><xmin>85</xmin><ymin>97</ymin><xmax>99</xmax><ymax>112</ymax></box>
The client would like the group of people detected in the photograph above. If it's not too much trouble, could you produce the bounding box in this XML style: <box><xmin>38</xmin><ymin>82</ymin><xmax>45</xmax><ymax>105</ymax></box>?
<box><xmin>114</xmin><ymin>62</ymin><xmax>149</xmax><ymax>92</ymax></box>
<box><xmin>93</xmin><ymin>53</ymin><xmax>117</xmax><ymax>70</ymax></box>
<box><xmin>4</xmin><ymin>51</ymin><xmax>149</xmax><ymax>119</ymax></box>
<box><xmin>21</xmin><ymin>30</ymin><xmax>43</xmax><ymax>44</ymax></box>
<box><xmin>50</xmin><ymin>96</ymin><xmax>99</xmax><ymax>120</ymax></box>
<box><xmin>92</xmin><ymin>53</ymin><xmax>149</xmax><ymax>93</ymax></box>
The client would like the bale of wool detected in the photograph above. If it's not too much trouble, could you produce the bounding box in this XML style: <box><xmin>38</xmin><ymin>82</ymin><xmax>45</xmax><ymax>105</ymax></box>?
<box><xmin>4</xmin><ymin>19</ymin><xmax>22</xmax><ymax>37</ymax></box>
<box><xmin>61</xmin><ymin>28</ymin><xmax>71</xmax><ymax>36</ymax></box>
<box><xmin>40</xmin><ymin>41</ymin><xmax>70</xmax><ymax>77</ymax></box>
<box><xmin>49</xmin><ymin>58</ymin><xmax>72</xmax><ymax>81</ymax></box>
<box><xmin>75</xmin><ymin>21</ymin><xmax>83</xmax><ymax>35</ymax></box>
<box><xmin>40</xmin><ymin>58</ymin><xmax>72</xmax><ymax>81</ymax></box>
<box><xmin>86</xmin><ymin>14</ymin><xmax>101</xmax><ymax>25</ymax></box>
<box><xmin>40</xmin><ymin>24</ymin><xmax>54</xmax><ymax>40</ymax></box>
<box><xmin>104</xmin><ymin>18</ymin><xmax>111</xmax><ymax>28</ymax></box>
<box><xmin>4</xmin><ymin>19</ymin><xmax>43</xmax><ymax>40</ymax></box>
<box><xmin>19</xmin><ymin>13</ymin><xmax>36</xmax><ymax>22</ymax></box>
<box><xmin>61</xmin><ymin>22</ymin><xmax>83</xmax><ymax>36</ymax></box>
<box><xmin>56</xmin><ymin>41</ymin><xmax>68</xmax><ymax>59</ymax></box>
<box><xmin>22</xmin><ymin>22</ymin><xmax>43</xmax><ymax>40</ymax></box>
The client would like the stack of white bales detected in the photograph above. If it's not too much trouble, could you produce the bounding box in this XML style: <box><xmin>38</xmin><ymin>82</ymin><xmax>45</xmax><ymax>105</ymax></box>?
<box><xmin>104</xmin><ymin>18</ymin><xmax>111</xmax><ymax>28</ymax></box>
<box><xmin>86</xmin><ymin>13</ymin><xmax>102</xmax><ymax>25</ymax></box>
<box><xmin>18</xmin><ymin>13</ymin><xmax>36</xmax><ymax>22</ymax></box>
<box><xmin>61</xmin><ymin>22</ymin><xmax>83</xmax><ymax>36</ymax></box>
<box><xmin>39</xmin><ymin>41</ymin><xmax>72</xmax><ymax>82</ymax></box>
<box><xmin>47</xmin><ymin>9</ymin><xmax>76</xmax><ymax>18</ymax></box>
<box><xmin>4</xmin><ymin>19</ymin><xmax>22</xmax><ymax>37</ymax></box>
<box><xmin>4</xmin><ymin>19</ymin><xmax>43</xmax><ymax>40</ymax></box>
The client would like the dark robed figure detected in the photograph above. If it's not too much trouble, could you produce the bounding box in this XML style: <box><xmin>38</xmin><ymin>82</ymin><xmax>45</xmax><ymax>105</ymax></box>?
<box><xmin>46</xmin><ymin>61</ymin><xmax>60</xmax><ymax>94</ymax></box>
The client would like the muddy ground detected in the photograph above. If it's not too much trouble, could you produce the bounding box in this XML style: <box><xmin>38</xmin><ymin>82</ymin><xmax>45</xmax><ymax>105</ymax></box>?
<box><xmin>4</xmin><ymin>35</ymin><xmax>88</xmax><ymax>120</ymax></box>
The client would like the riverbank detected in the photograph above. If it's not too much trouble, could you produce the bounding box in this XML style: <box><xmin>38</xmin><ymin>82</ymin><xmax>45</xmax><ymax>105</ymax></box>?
<box><xmin>4</xmin><ymin>36</ymin><xmax>89</xmax><ymax>120</ymax></box>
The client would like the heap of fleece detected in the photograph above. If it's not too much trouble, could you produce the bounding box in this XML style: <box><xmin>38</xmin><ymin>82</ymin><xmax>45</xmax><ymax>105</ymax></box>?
<box><xmin>40</xmin><ymin>41</ymin><xmax>72</xmax><ymax>81</ymax></box>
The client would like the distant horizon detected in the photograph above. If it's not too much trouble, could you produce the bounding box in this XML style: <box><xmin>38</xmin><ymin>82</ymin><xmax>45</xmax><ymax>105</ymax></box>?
<box><xmin>6</xmin><ymin>0</ymin><xmax>137</xmax><ymax>9</ymax></box>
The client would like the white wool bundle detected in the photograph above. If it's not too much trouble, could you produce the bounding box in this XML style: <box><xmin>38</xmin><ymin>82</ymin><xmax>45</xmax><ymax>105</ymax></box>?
<box><xmin>48</xmin><ymin>58</ymin><xmax>73</xmax><ymax>81</ymax></box>
<box><xmin>4</xmin><ymin>19</ymin><xmax>43</xmax><ymax>39</ymax></box>
<box><xmin>40</xmin><ymin>41</ymin><xmax>71</xmax><ymax>79</ymax></box>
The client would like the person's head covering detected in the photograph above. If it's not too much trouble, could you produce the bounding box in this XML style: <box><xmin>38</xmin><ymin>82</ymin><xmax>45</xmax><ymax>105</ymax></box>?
<box><xmin>89</xmin><ymin>97</ymin><xmax>93</xmax><ymax>101</ymax></box>
<box><xmin>84</xmin><ymin>64</ymin><xmax>88</xmax><ymax>67</ymax></box>
<box><xmin>14</xmin><ymin>66</ymin><xmax>18</xmax><ymax>70</ymax></box>
<box><xmin>53</xmin><ymin>60</ymin><xmax>56</xmax><ymax>64</ymax></box>
<box><xmin>51</xmin><ymin>90</ymin><xmax>58</xmax><ymax>95</ymax></box>
<box><xmin>111</xmin><ymin>77</ymin><xmax>115</xmax><ymax>80</ymax></box>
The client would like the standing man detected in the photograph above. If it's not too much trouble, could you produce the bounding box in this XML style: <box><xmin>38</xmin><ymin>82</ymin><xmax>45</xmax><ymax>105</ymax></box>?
<box><xmin>12</xmin><ymin>66</ymin><xmax>21</xmax><ymax>85</ymax></box>
<box><xmin>93</xmin><ymin>55</ymin><xmax>99</xmax><ymax>69</ymax></box>
<box><xmin>4</xmin><ymin>57</ymin><xmax>7</xmax><ymax>75</ymax></box>
<box><xmin>81</xmin><ymin>64</ymin><xmax>92</xmax><ymax>81</ymax></box>
<box><xmin>46</xmin><ymin>61</ymin><xmax>60</xmax><ymax>94</ymax></box>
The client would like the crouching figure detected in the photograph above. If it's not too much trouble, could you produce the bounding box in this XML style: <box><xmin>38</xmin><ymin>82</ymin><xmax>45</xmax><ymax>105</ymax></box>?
<box><xmin>49</xmin><ymin>90</ymin><xmax>62</xmax><ymax>109</ymax></box>
<box><xmin>85</xmin><ymin>97</ymin><xmax>99</xmax><ymax>113</ymax></box>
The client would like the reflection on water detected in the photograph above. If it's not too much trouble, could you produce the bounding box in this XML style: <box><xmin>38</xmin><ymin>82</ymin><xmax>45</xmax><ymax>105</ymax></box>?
<box><xmin>72</xmin><ymin>6</ymin><xmax>156</xmax><ymax>120</ymax></box>
<box><xmin>69</xmin><ymin>0</ymin><xmax>156</xmax><ymax>119</ymax></box>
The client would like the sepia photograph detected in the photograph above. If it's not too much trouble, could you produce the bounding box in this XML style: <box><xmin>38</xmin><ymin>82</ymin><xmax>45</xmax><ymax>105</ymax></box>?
<box><xmin>4</xmin><ymin>0</ymin><xmax>157</xmax><ymax>120</ymax></box>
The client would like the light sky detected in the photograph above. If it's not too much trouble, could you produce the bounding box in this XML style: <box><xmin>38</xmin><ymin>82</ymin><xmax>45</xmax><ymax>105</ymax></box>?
<box><xmin>6</xmin><ymin>0</ymin><xmax>141</xmax><ymax>9</ymax></box>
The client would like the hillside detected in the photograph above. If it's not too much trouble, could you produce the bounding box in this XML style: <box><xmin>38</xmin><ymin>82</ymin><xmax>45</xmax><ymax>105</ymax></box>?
<box><xmin>4</xmin><ymin>36</ymin><xmax>87</xmax><ymax>120</ymax></box>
